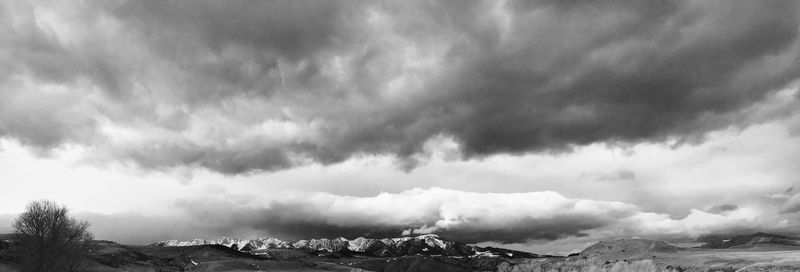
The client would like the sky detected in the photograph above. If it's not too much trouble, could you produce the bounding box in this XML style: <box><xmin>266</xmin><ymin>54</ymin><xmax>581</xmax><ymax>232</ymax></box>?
<box><xmin>0</xmin><ymin>0</ymin><xmax>799</xmax><ymax>255</ymax></box>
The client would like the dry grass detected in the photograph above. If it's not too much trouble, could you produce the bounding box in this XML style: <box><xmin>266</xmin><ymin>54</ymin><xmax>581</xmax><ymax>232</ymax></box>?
<box><xmin>0</xmin><ymin>264</ymin><xmax>20</xmax><ymax>272</ymax></box>
<box><xmin>497</xmin><ymin>259</ymin><xmax>685</xmax><ymax>272</ymax></box>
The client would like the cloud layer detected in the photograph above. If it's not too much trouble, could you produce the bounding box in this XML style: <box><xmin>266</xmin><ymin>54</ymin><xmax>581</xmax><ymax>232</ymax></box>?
<box><xmin>44</xmin><ymin>186</ymin><xmax>797</xmax><ymax>246</ymax></box>
<box><xmin>0</xmin><ymin>0</ymin><xmax>798</xmax><ymax>174</ymax></box>
<box><xmin>178</xmin><ymin>188</ymin><xmax>638</xmax><ymax>243</ymax></box>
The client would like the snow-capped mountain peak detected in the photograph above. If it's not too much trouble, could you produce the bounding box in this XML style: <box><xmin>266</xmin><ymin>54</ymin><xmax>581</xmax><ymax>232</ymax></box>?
<box><xmin>150</xmin><ymin>234</ymin><xmax>542</xmax><ymax>259</ymax></box>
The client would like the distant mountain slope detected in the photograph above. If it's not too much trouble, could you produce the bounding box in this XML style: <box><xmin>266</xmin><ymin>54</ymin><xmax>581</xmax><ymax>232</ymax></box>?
<box><xmin>701</xmin><ymin>232</ymin><xmax>800</xmax><ymax>249</ymax></box>
<box><xmin>88</xmin><ymin>241</ymin><xmax>182</xmax><ymax>270</ymax></box>
<box><xmin>579</xmin><ymin>238</ymin><xmax>679</xmax><ymax>260</ymax></box>
<box><xmin>151</xmin><ymin>234</ymin><xmax>544</xmax><ymax>259</ymax></box>
<box><xmin>348</xmin><ymin>255</ymin><xmax>507</xmax><ymax>272</ymax></box>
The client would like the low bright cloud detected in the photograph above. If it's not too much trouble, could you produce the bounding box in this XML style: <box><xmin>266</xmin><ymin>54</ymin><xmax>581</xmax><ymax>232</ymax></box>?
<box><xmin>79</xmin><ymin>187</ymin><xmax>796</xmax><ymax>246</ymax></box>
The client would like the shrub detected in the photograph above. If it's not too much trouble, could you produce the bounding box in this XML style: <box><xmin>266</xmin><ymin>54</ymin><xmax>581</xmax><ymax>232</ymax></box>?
<box><xmin>12</xmin><ymin>200</ymin><xmax>93</xmax><ymax>272</ymax></box>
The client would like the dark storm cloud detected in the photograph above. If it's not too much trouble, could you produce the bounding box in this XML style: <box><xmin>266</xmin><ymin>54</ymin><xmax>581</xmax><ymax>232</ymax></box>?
<box><xmin>0</xmin><ymin>1</ymin><xmax>102</xmax><ymax>149</ymax></box>
<box><xmin>437</xmin><ymin>0</ymin><xmax>800</xmax><ymax>157</ymax></box>
<box><xmin>218</xmin><ymin>202</ymin><xmax>404</xmax><ymax>240</ymax></box>
<box><xmin>591</xmin><ymin>170</ymin><xmax>636</xmax><ymax>182</ymax></box>
<box><xmin>0</xmin><ymin>1</ymin><xmax>798</xmax><ymax>173</ymax></box>
<box><xmin>76</xmin><ymin>212</ymin><xmax>204</xmax><ymax>245</ymax></box>
<box><xmin>105</xmin><ymin>0</ymin><xmax>367</xmax><ymax>105</ymax></box>
<box><xmin>781</xmin><ymin>193</ymin><xmax>800</xmax><ymax>214</ymax></box>
<box><xmin>708</xmin><ymin>204</ymin><xmax>739</xmax><ymax>214</ymax></box>
<box><xmin>420</xmin><ymin>216</ymin><xmax>604</xmax><ymax>244</ymax></box>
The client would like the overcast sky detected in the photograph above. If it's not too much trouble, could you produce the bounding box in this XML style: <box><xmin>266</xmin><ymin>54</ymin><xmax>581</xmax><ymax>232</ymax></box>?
<box><xmin>1</xmin><ymin>0</ymin><xmax>800</xmax><ymax>255</ymax></box>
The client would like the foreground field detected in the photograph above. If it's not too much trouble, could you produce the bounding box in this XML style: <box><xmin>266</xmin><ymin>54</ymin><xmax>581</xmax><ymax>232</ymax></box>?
<box><xmin>655</xmin><ymin>246</ymin><xmax>800</xmax><ymax>272</ymax></box>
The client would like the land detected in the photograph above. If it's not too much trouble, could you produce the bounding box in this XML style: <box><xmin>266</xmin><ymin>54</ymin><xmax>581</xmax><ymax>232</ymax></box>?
<box><xmin>1</xmin><ymin>233</ymin><xmax>800</xmax><ymax>271</ymax></box>
<box><xmin>499</xmin><ymin>243</ymin><xmax>800</xmax><ymax>272</ymax></box>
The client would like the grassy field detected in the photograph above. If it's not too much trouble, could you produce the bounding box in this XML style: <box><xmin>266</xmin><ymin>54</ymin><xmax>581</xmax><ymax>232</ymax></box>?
<box><xmin>496</xmin><ymin>245</ymin><xmax>800</xmax><ymax>272</ymax></box>
<box><xmin>657</xmin><ymin>246</ymin><xmax>800</xmax><ymax>272</ymax></box>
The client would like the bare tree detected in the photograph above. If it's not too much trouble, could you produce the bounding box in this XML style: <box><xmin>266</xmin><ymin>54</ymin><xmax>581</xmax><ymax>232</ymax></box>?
<box><xmin>13</xmin><ymin>200</ymin><xmax>93</xmax><ymax>272</ymax></box>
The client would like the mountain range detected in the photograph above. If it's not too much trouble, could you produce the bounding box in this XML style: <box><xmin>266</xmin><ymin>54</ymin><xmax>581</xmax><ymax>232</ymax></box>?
<box><xmin>151</xmin><ymin>234</ymin><xmax>544</xmax><ymax>259</ymax></box>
